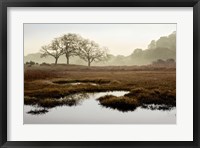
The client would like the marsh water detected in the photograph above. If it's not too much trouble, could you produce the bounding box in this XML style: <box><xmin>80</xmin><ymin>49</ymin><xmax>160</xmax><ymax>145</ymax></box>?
<box><xmin>24</xmin><ymin>91</ymin><xmax>176</xmax><ymax>124</ymax></box>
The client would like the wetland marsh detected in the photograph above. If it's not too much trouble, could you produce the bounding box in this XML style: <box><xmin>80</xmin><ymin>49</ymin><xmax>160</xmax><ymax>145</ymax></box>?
<box><xmin>24</xmin><ymin>65</ymin><xmax>176</xmax><ymax>124</ymax></box>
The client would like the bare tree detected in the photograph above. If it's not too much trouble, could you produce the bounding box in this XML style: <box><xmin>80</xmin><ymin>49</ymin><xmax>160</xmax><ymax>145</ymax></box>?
<box><xmin>60</xmin><ymin>33</ymin><xmax>81</xmax><ymax>64</ymax></box>
<box><xmin>78</xmin><ymin>39</ymin><xmax>109</xmax><ymax>67</ymax></box>
<box><xmin>40</xmin><ymin>38</ymin><xmax>63</xmax><ymax>64</ymax></box>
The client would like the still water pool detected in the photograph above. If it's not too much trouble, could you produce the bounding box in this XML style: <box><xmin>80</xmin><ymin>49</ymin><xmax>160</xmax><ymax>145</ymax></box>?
<box><xmin>24</xmin><ymin>91</ymin><xmax>176</xmax><ymax>124</ymax></box>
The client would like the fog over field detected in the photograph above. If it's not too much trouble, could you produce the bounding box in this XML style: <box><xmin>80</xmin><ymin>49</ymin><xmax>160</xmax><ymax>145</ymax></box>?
<box><xmin>24</xmin><ymin>24</ymin><xmax>176</xmax><ymax>66</ymax></box>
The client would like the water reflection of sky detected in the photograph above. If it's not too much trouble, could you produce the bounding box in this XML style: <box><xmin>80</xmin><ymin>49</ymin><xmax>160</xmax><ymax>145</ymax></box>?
<box><xmin>24</xmin><ymin>91</ymin><xmax>176</xmax><ymax>124</ymax></box>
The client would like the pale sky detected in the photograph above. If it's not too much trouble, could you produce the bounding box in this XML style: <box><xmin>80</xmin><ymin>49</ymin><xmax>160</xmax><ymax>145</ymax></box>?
<box><xmin>24</xmin><ymin>24</ymin><xmax>176</xmax><ymax>56</ymax></box>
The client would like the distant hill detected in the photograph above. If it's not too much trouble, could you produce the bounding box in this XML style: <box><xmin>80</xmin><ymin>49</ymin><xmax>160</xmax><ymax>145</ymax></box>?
<box><xmin>24</xmin><ymin>31</ymin><xmax>176</xmax><ymax>66</ymax></box>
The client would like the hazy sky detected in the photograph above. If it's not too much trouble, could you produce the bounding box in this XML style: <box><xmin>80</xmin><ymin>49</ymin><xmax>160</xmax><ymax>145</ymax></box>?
<box><xmin>24</xmin><ymin>24</ymin><xmax>176</xmax><ymax>56</ymax></box>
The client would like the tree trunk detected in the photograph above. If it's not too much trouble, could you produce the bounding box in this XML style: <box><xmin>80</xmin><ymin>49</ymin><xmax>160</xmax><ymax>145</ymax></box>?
<box><xmin>66</xmin><ymin>55</ymin><xmax>69</xmax><ymax>65</ymax></box>
<box><xmin>88</xmin><ymin>61</ymin><xmax>91</xmax><ymax>67</ymax></box>
<box><xmin>55</xmin><ymin>58</ymin><xmax>58</xmax><ymax>65</ymax></box>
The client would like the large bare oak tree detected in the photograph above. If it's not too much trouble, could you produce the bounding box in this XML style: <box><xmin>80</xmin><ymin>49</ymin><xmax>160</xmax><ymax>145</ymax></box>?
<box><xmin>60</xmin><ymin>33</ymin><xmax>81</xmax><ymax>64</ymax></box>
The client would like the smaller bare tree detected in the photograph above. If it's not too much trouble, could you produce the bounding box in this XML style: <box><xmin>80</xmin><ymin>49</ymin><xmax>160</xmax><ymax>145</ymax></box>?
<box><xmin>78</xmin><ymin>39</ymin><xmax>109</xmax><ymax>67</ymax></box>
<box><xmin>40</xmin><ymin>38</ymin><xmax>63</xmax><ymax>64</ymax></box>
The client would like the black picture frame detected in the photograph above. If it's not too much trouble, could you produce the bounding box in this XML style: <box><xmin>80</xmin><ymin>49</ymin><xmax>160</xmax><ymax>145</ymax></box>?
<box><xmin>0</xmin><ymin>0</ymin><xmax>199</xmax><ymax>147</ymax></box>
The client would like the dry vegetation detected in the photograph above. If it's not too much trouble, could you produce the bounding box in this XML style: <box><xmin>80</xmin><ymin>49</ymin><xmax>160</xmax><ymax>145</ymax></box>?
<box><xmin>24</xmin><ymin>64</ymin><xmax>176</xmax><ymax>111</ymax></box>
<box><xmin>98</xmin><ymin>88</ymin><xmax>175</xmax><ymax>111</ymax></box>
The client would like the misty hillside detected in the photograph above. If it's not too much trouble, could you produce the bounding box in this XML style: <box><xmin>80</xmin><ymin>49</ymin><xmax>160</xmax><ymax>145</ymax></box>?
<box><xmin>24</xmin><ymin>31</ymin><xmax>176</xmax><ymax>66</ymax></box>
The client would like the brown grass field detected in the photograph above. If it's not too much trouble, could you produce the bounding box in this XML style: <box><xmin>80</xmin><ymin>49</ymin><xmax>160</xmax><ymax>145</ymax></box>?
<box><xmin>24</xmin><ymin>64</ymin><xmax>176</xmax><ymax>111</ymax></box>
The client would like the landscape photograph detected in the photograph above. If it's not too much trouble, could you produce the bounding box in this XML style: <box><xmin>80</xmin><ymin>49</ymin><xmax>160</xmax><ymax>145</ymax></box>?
<box><xmin>24</xmin><ymin>24</ymin><xmax>176</xmax><ymax>124</ymax></box>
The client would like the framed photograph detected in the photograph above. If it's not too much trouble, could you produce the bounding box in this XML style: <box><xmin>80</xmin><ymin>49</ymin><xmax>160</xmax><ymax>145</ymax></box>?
<box><xmin>0</xmin><ymin>0</ymin><xmax>199</xmax><ymax>147</ymax></box>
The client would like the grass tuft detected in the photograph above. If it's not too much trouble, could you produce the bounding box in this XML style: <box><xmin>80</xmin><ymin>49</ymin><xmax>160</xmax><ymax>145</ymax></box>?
<box><xmin>98</xmin><ymin>95</ymin><xmax>139</xmax><ymax>112</ymax></box>
<box><xmin>125</xmin><ymin>88</ymin><xmax>176</xmax><ymax>106</ymax></box>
